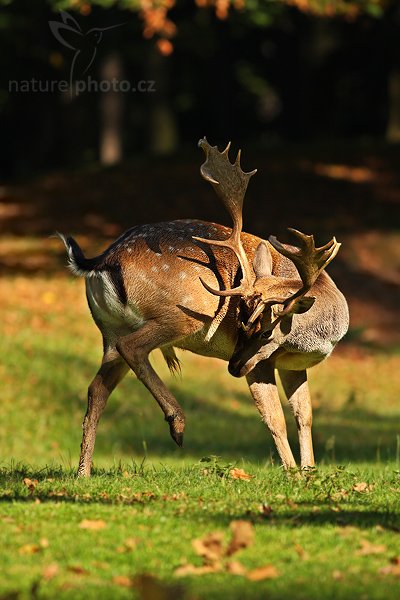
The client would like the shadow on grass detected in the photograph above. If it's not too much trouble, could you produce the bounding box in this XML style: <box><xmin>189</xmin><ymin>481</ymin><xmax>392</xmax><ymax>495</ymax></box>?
<box><xmin>12</xmin><ymin>343</ymin><xmax>400</xmax><ymax>467</ymax></box>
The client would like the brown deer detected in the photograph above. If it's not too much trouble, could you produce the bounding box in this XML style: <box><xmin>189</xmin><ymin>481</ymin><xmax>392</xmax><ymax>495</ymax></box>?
<box><xmin>59</xmin><ymin>138</ymin><xmax>349</xmax><ymax>476</ymax></box>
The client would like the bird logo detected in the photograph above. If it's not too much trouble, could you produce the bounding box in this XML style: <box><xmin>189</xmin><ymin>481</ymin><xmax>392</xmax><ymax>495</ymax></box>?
<box><xmin>49</xmin><ymin>11</ymin><xmax>125</xmax><ymax>90</ymax></box>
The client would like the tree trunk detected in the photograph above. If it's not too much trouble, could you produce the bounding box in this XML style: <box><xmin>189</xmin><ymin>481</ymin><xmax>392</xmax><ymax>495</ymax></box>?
<box><xmin>147</xmin><ymin>46</ymin><xmax>178</xmax><ymax>155</ymax></box>
<box><xmin>99</xmin><ymin>53</ymin><xmax>124</xmax><ymax>166</ymax></box>
<box><xmin>387</xmin><ymin>69</ymin><xmax>400</xmax><ymax>142</ymax></box>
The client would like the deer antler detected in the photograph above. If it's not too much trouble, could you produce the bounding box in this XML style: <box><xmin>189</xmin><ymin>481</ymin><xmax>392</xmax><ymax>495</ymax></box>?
<box><xmin>194</xmin><ymin>137</ymin><xmax>257</xmax><ymax>298</ymax></box>
<box><xmin>268</xmin><ymin>228</ymin><xmax>341</xmax><ymax>316</ymax></box>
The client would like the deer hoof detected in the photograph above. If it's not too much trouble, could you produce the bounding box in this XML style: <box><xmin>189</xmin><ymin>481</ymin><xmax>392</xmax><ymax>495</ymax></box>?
<box><xmin>166</xmin><ymin>414</ymin><xmax>185</xmax><ymax>448</ymax></box>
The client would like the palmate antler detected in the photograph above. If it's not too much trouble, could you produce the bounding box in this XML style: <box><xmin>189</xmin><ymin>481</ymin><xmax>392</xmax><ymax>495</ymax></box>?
<box><xmin>268</xmin><ymin>229</ymin><xmax>341</xmax><ymax>316</ymax></box>
<box><xmin>194</xmin><ymin>137</ymin><xmax>257</xmax><ymax>298</ymax></box>
<box><xmin>195</xmin><ymin>138</ymin><xmax>341</xmax><ymax>336</ymax></box>
<box><xmin>243</xmin><ymin>229</ymin><xmax>341</xmax><ymax>334</ymax></box>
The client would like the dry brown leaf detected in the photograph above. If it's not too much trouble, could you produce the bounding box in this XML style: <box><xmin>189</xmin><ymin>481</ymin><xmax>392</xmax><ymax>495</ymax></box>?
<box><xmin>48</xmin><ymin>488</ymin><xmax>67</xmax><ymax>497</ymax></box>
<box><xmin>379</xmin><ymin>557</ymin><xmax>400</xmax><ymax>577</ymax></box>
<box><xmin>23</xmin><ymin>478</ymin><xmax>38</xmax><ymax>492</ymax></box>
<box><xmin>67</xmin><ymin>565</ymin><xmax>90</xmax><ymax>575</ymax></box>
<box><xmin>113</xmin><ymin>575</ymin><xmax>134</xmax><ymax>587</ymax></box>
<box><xmin>229</xmin><ymin>468</ymin><xmax>253</xmax><ymax>481</ymax></box>
<box><xmin>356</xmin><ymin>539</ymin><xmax>387</xmax><ymax>556</ymax></box>
<box><xmin>226</xmin><ymin>560</ymin><xmax>247</xmax><ymax>576</ymax></box>
<box><xmin>227</xmin><ymin>520</ymin><xmax>254</xmax><ymax>556</ymax></box>
<box><xmin>174</xmin><ymin>563</ymin><xmax>220</xmax><ymax>577</ymax></box>
<box><xmin>259</xmin><ymin>503</ymin><xmax>273</xmax><ymax>517</ymax></box>
<box><xmin>19</xmin><ymin>543</ymin><xmax>41</xmax><ymax>555</ymax></box>
<box><xmin>79</xmin><ymin>519</ymin><xmax>107</xmax><ymax>531</ymax></box>
<box><xmin>247</xmin><ymin>564</ymin><xmax>279</xmax><ymax>581</ymax></box>
<box><xmin>42</xmin><ymin>563</ymin><xmax>59</xmax><ymax>580</ymax></box>
<box><xmin>1</xmin><ymin>516</ymin><xmax>14</xmax><ymax>523</ymax></box>
<box><xmin>332</xmin><ymin>570</ymin><xmax>344</xmax><ymax>581</ymax></box>
<box><xmin>117</xmin><ymin>537</ymin><xmax>139</xmax><ymax>553</ymax></box>
<box><xmin>353</xmin><ymin>482</ymin><xmax>374</xmax><ymax>493</ymax></box>
<box><xmin>338</xmin><ymin>526</ymin><xmax>358</xmax><ymax>538</ymax></box>
<box><xmin>294</xmin><ymin>543</ymin><xmax>309</xmax><ymax>561</ymax></box>
<box><xmin>192</xmin><ymin>531</ymin><xmax>224</xmax><ymax>563</ymax></box>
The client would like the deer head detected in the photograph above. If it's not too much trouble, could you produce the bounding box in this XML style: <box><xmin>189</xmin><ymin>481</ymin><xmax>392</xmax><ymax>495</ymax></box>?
<box><xmin>196</xmin><ymin>138</ymin><xmax>341</xmax><ymax>377</ymax></box>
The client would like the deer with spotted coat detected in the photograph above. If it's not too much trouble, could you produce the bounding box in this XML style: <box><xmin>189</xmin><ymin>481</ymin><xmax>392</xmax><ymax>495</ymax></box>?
<box><xmin>59</xmin><ymin>138</ymin><xmax>349</xmax><ymax>477</ymax></box>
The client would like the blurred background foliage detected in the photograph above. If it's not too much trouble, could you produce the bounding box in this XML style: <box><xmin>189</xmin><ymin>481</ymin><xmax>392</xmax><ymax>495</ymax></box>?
<box><xmin>1</xmin><ymin>0</ymin><xmax>400</xmax><ymax>176</ymax></box>
<box><xmin>0</xmin><ymin>0</ymin><xmax>399</xmax><ymax>349</ymax></box>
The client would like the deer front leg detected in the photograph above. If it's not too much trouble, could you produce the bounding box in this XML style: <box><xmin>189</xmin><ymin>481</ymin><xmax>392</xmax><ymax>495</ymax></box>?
<box><xmin>246</xmin><ymin>361</ymin><xmax>297</xmax><ymax>469</ymax></box>
<box><xmin>78</xmin><ymin>351</ymin><xmax>129</xmax><ymax>477</ymax></box>
<box><xmin>278</xmin><ymin>369</ymin><xmax>315</xmax><ymax>468</ymax></box>
<box><xmin>116</xmin><ymin>323</ymin><xmax>186</xmax><ymax>447</ymax></box>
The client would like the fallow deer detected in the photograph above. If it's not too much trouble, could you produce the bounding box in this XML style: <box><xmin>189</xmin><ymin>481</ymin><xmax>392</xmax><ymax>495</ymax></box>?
<box><xmin>59</xmin><ymin>138</ymin><xmax>349</xmax><ymax>476</ymax></box>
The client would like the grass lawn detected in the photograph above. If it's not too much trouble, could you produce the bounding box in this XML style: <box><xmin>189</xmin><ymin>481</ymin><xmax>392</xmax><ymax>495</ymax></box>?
<box><xmin>1</xmin><ymin>273</ymin><xmax>400</xmax><ymax>600</ymax></box>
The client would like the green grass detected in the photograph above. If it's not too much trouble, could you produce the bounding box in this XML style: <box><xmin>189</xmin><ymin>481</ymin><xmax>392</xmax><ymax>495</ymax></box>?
<box><xmin>1</xmin><ymin>276</ymin><xmax>400</xmax><ymax>599</ymax></box>
<box><xmin>1</xmin><ymin>463</ymin><xmax>400</xmax><ymax>599</ymax></box>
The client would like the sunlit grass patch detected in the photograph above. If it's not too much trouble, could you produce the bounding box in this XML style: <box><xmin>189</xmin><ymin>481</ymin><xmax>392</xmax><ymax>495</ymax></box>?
<box><xmin>0</xmin><ymin>463</ymin><xmax>400</xmax><ymax>599</ymax></box>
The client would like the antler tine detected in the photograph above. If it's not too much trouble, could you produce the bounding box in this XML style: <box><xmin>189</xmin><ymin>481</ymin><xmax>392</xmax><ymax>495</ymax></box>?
<box><xmin>268</xmin><ymin>228</ymin><xmax>341</xmax><ymax>315</ymax></box>
<box><xmin>194</xmin><ymin>138</ymin><xmax>257</xmax><ymax>298</ymax></box>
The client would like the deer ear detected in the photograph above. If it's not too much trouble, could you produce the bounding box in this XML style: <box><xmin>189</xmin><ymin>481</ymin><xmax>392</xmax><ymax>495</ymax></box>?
<box><xmin>253</xmin><ymin>242</ymin><xmax>273</xmax><ymax>279</ymax></box>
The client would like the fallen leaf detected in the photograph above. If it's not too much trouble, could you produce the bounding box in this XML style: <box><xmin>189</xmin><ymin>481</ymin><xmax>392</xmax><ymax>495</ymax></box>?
<box><xmin>42</xmin><ymin>563</ymin><xmax>59</xmax><ymax>580</ymax></box>
<box><xmin>331</xmin><ymin>489</ymin><xmax>349</xmax><ymax>502</ymax></box>
<box><xmin>227</xmin><ymin>520</ymin><xmax>254</xmax><ymax>556</ymax></box>
<box><xmin>113</xmin><ymin>575</ymin><xmax>134</xmax><ymax>587</ymax></box>
<box><xmin>23</xmin><ymin>478</ymin><xmax>38</xmax><ymax>492</ymax></box>
<box><xmin>19</xmin><ymin>543</ymin><xmax>41</xmax><ymax>555</ymax></box>
<box><xmin>67</xmin><ymin>565</ymin><xmax>90</xmax><ymax>575</ymax></box>
<box><xmin>226</xmin><ymin>560</ymin><xmax>247</xmax><ymax>576</ymax></box>
<box><xmin>192</xmin><ymin>531</ymin><xmax>224</xmax><ymax>563</ymax></box>
<box><xmin>174</xmin><ymin>563</ymin><xmax>220</xmax><ymax>577</ymax></box>
<box><xmin>294</xmin><ymin>543</ymin><xmax>309</xmax><ymax>560</ymax></box>
<box><xmin>356</xmin><ymin>539</ymin><xmax>387</xmax><ymax>556</ymax></box>
<box><xmin>229</xmin><ymin>468</ymin><xmax>253</xmax><ymax>481</ymax></box>
<box><xmin>332</xmin><ymin>570</ymin><xmax>344</xmax><ymax>581</ymax></box>
<box><xmin>259</xmin><ymin>504</ymin><xmax>273</xmax><ymax>517</ymax></box>
<box><xmin>79</xmin><ymin>519</ymin><xmax>107</xmax><ymax>531</ymax></box>
<box><xmin>338</xmin><ymin>526</ymin><xmax>358</xmax><ymax>538</ymax></box>
<box><xmin>353</xmin><ymin>482</ymin><xmax>374</xmax><ymax>493</ymax></box>
<box><xmin>48</xmin><ymin>488</ymin><xmax>67</xmax><ymax>497</ymax></box>
<box><xmin>117</xmin><ymin>537</ymin><xmax>139</xmax><ymax>553</ymax></box>
<box><xmin>379</xmin><ymin>557</ymin><xmax>400</xmax><ymax>577</ymax></box>
<box><xmin>40</xmin><ymin>538</ymin><xmax>49</xmax><ymax>549</ymax></box>
<box><xmin>247</xmin><ymin>564</ymin><xmax>279</xmax><ymax>581</ymax></box>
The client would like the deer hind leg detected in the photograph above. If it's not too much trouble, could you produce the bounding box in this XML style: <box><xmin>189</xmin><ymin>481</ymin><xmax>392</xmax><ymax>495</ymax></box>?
<box><xmin>246</xmin><ymin>361</ymin><xmax>297</xmax><ymax>469</ymax></box>
<box><xmin>78</xmin><ymin>348</ymin><xmax>129</xmax><ymax>477</ymax></box>
<box><xmin>116</xmin><ymin>322</ymin><xmax>186</xmax><ymax>448</ymax></box>
<box><xmin>278</xmin><ymin>369</ymin><xmax>315</xmax><ymax>468</ymax></box>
